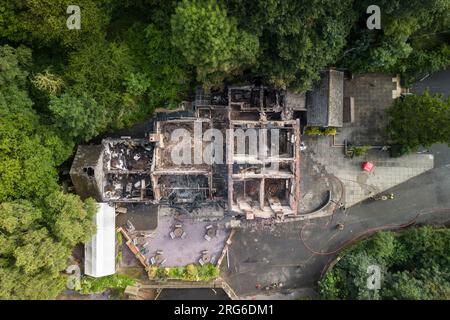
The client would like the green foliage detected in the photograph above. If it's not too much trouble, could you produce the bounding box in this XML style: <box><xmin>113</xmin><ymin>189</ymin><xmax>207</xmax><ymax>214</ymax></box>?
<box><xmin>305</xmin><ymin>127</ymin><xmax>337</xmax><ymax>136</ymax></box>
<box><xmin>31</xmin><ymin>71</ymin><xmax>65</xmax><ymax>95</ymax></box>
<box><xmin>389</xmin><ymin>144</ymin><xmax>412</xmax><ymax>158</ymax></box>
<box><xmin>227</xmin><ymin>0</ymin><xmax>356</xmax><ymax>91</ymax></box>
<box><xmin>1</xmin><ymin>0</ymin><xmax>448</xmax><ymax>96</ymax></box>
<box><xmin>0</xmin><ymin>122</ymin><xmax>57</xmax><ymax>202</ymax></box>
<box><xmin>119</xmin><ymin>22</ymin><xmax>191</xmax><ymax>121</ymax></box>
<box><xmin>142</xmin><ymin>23</ymin><xmax>191</xmax><ymax>108</ymax></box>
<box><xmin>0</xmin><ymin>1</ymin><xmax>190</xmax><ymax>131</ymax></box>
<box><xmin>384</xmin><ymin>267</ymin><xmax>450</xmax><ymax>300</ymax></box>
<box><xmin>319</xmin><ymin>226</ymin><xmax>450</xmax><ymax>300</ymax></box>
<box><xmin>171</xmin><ymin>0</ymin><xmax>259</xmax><ymax>87</ymax></box>
<box><xmin>198</xmin><ymin>263</ymin><xmax>220</xmax><ymax>279</ymax></box>
<box><xmin>79</xmin><ymin>274</ymin><xmax>136</xmax><ymax>294</ymax></box>
<box><xmin>149</xmin><ymin>263</ymin><xmax>220</xmax><ymax>281</ymax></box>
<box><xmin>0</xmin><ymin>201</ymin><xmax>70</xmax><ymax>299</ymax></box>
<box><xmin>115</xmin><ymin>230</ymin><xmax>123</xmax><ymax>264</ymax></box>
<box><xmin>1</xmin><ymin>0</ymin><xmax>449</xmax><ymax>301</ymax></box>
<box><xmin>0</xmin><ymin>46</ymin><xmax>98</xmax><ymax>299</ymax></box>
<box><xmin>44</xmin><ymin>192</ymin><xmax>96</xmax><ymax>247</ymax></box>
<box><xmin>342</xmin><ymin>0</ymin><xmax>450</xmax><ymax>81</ymax></box>
<box><xmin>0</xmin><ymin>45</ymin><xmax>71</xmax><ymax>202</ymax></box>
<box><xmin>13</xmin><ymin>228</ymin><xmax>70</xmax><ymax>275</ymax></box>
<box><xmin>0</xmin><ymin>45</ymin><xmax>34</xmax><ymax>118</ymax></box>
<box><xmin>399</xmin><ymin>226</ymin><xmax>450</xmax><ymax>270</ymax></box>
<box><xmin>0</xmin><ymin>267</ymin><xmax>67</xmax><ymax>300</ymax></box>
<box><xmin>305</xmin><ymin>127</ymin><xmax>323</xmax><ymax>136</ymax></box>
<box><xmin>1</xmin><ymin>0</ymin><xmax>113</xmax><ymax>48</ymax></box>
<box><xmin>0</xmin><ymin>196</ymin><xmax>96</xmax><ymax>299</ymax></box>
<box><xmin>318</xmin><ymin>270</ymin><xmax>343</xmax><ymax>300</ymax></box>
<box><xmin>48</xmin><ymin>94</ymin><xmax>106</xmax><ymax>142</ymax></box>
<box><xmin>350</xmin><ymin>145</ymin><xmax>371</xmax><ymax>157</ymax></box>
<box><xmin>400</xmin><ymin>44</ymin><xmax>450</xmax><ymax>85</ymax></box>
<box><xmin>64</xmin><ymin>40</ymin><xmax>135</xmax><ymax>128</ymax></box>
<box><xmin>387</xmin><ymin>91</ymin><xmax>450</xmax><ymax>151</ymax></box>
<box><xmin>323</xmin><ymin>127</ymin><xmax>337</xmax><ymax>136</ymax></box>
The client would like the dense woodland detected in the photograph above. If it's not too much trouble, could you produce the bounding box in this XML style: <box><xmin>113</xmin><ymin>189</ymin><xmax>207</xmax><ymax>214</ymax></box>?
<box><xmin>0</xmin><ymin>0</ymin><xmax>449</xmax><ymax>299</ymax></box>
<box><xmin>319</xmin><ymin>226</ymin><xmax>450</xmax><ymax>299</ymax></box>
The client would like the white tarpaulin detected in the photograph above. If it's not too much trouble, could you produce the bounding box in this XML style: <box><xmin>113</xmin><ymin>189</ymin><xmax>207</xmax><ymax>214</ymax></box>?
<box><xmin>84</xmin><ymin>203</ymin><xmax>116</xmax><ymax>277</ymax></box>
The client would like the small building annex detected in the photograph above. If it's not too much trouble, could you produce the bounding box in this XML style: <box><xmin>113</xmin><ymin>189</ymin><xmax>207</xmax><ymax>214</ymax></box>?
<box><xmin>306</xmin><ymin>69</ymin><xmax>344</xmax><ymax>127</ymax></box>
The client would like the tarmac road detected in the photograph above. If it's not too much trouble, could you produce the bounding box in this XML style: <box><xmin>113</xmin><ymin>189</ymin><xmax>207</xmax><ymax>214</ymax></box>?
<box><xmin>411</xmin><ymin>67</ymin><xmax>450</xmax><ymax>97</ymax></box>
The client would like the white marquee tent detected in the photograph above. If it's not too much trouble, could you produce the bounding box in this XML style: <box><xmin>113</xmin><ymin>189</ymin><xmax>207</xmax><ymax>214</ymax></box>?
<box><xmin>84</xmin><ymin>203</ymin><xmax>116</xmax><ymax>277</ymax></box>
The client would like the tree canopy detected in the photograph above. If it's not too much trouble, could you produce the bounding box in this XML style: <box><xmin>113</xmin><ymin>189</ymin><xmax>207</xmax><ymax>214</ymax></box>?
<box><xmin>0</xmin><ymin>46</ymin><xmax>69</xmax><ymax>202</ymax></box>
<box><xmin>387</xmin><ymin>91</ymin><xmax>450</xmax><ymax>151</ymax></box>
<box><xmin>342</xmin><ymin>0</ymin><xmax>450</xmax><ymax>84</ymax></box>
<box><xmin>48</xmin><ymin>94</ymin><xmax>106</xmax><ymax>142</ymax></box>
<box><xmin>0</xmin><ymin>45</ymin><xmax>96</xmax><ymax>299</ymax></box>
<box><xmin>0</xmin><ymin>199</ymin><xmax>96</xmax><ymax>299</ymax></box>
<box><xmin>319</xmin><ymin>227</ymin><xmax>450</xmax><ymax>300</ymax></box>
<box><xmin>226</xmin><ymin>0</ymin><xmax>356</xmax><ymax>91</ymax></box>
<box><xmin>0</xmin><ymin>0</ymin><xmax>113</xmax><ymax>48</ymax></box>
<box><xmin>171</xmin><ymin>0</ymin><xmax>259</xmax><ymax>87</ymax></box>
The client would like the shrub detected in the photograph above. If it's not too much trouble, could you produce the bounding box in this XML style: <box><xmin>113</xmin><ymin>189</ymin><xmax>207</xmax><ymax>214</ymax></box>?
<box><xmin>146</xmin><ymin>266</ymin><xmax>158</xmax><ymax>279</ymax></box>
<box><xmin>185</xmin><ymin>264</ymin><xmax>199</xmax><ymax>280</ymax></box>
<box><xmin>148</xmin><ymin>263</ymin><xmax>220</xmax><ymax>281</ymax></box>
<box><xmin>389</xmin><ymin>144</ymin><xmax>412</xmax><ymax>158</ymax></box>
<box><xmin>323</xmin><ymin>127</ymin><xmax>337</xmax><ymax>136</ymax></box>
<box><xmin>351</xmin><ymin>145</ymin><xmax>370</xmax><ymax>156</ymax></box>
<box><xmin>318</xmin><ymin>270</ymin><xmax>342</xmax><ymax>300</ymax></box>
<box><xmin>305</xmin><ymin>127</ymin><xmax>338</xmax><ymax>136</ymax></box>
<box><xmin>156</xmin><ymin>268</ymin><xmax>170</xmax><ymax>279</ymax></box>
<box><xmin>198</xmin><ymin>263</ymin><xmax>220</xmax><ymax>280</ymax></box>
<box><xmin>305</xmin><ymin>127</ymin><xmax>322</xmax><ymax>135</ymax></box>
<box><xmin>168</xmin><ymin>266</ymin><xmax>185</xmax><ymax>278</ymax></box>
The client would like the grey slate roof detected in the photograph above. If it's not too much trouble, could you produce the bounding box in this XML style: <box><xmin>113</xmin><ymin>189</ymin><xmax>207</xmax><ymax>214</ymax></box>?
<box><xmin>306</xmin><ymin>70</ymin><xmax>344</xmax><ymax>127</ymax></box>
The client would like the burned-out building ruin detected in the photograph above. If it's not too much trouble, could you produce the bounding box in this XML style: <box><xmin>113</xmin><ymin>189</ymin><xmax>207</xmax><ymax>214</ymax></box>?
<box><xmin>195</xmin><ymin>85</ymin><xmax>301</xmax><ymax>219</ymax></box>
<box><xmin>71</xmin><ymin>84</ymin><xmax>307</xmax><ymax>221</ymax></box>
<box><xmin>70</xmin><ymin>69</ymin><xmax>371</xmax><ymax>282</ymax></box>
<box><xmin>150</xmin><ymin>118</ymin><xmax>214</xmax><ymax>204</ymax></box>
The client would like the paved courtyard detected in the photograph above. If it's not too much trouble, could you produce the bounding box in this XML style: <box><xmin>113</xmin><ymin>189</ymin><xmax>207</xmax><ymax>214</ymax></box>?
<box><xmin>305</xmin><ymin>136</ymin><xmax>434</xmax><ymax>206</ymax></box>
<box><xmin>121</xmin><ymin>216</ymin><xmax>229</xmax><ymax>267</ymax></box>
<box><xmin>302</xmin><ymin>73</ymin><xmax>434</xmax><ymax>207</ymax></box>
<box><xmin>336</xmin><ymin>73</ymin><xmax>400</xmax><ymax>146</ymax></box>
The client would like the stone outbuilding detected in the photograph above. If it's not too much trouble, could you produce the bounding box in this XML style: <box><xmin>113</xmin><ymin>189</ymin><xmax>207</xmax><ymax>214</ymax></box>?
<box><xmin>306</xmin><ymin>69</ymin><xmax>344</xmax><ymax>127</ymax></box>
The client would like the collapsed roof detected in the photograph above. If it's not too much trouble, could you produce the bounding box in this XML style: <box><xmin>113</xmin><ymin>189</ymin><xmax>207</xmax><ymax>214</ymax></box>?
<box><xmin>71</xmin><ymin>84</ymin><xmax>302</xmax><ymax>219</ymax></box>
